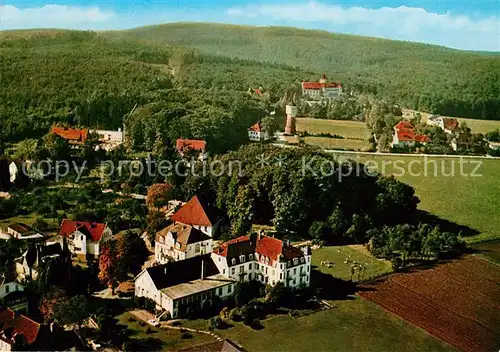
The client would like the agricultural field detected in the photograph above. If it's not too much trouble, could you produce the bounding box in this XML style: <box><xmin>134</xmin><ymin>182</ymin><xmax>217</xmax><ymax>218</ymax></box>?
<box><xmin>296</xmin><ymin>118</ymin><xmax>370</xmax><ymax>150</ymax></box>
<box><xmin>211</xmin><ymin>298</ymin><xmax>453</xmax><ymax>352</ymax></box>
<box><xmin>312</xmin><ymin>245</ymin><xmax>392</xmax><ymax>281</ymax></box>
<box><xmin>334</xmin><ymin>153</ymin><xmax>500</xmax><ymax>243</ymax></box>
<box><xmin>303</xmin><ymin>136</ymin><xmax>367</xmax><ymax>151</ymax></box>
<box><xmin>360</xmin><ymin>256</ymin><xmax>500</xmax><ymax>352</ymax></box>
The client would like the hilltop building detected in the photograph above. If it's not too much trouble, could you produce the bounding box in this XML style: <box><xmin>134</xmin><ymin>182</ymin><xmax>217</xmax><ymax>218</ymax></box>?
<box><xmin>302</xmin><ymin>74</ymin><xmax>343</xmax><ymax>102</ymax></box>
<box><xmin>176</xmin><ymin>139</ymin><xmax>207</xmax><ymax>160</ymax></box>
<box><xmin>90</xmin><ymin>128</ymin><xmax>123</xmax><ymax>151</ymax></box>
<box><xmin>391</xmin><ymin>120</ymin><xmax>430</xmax><ymax>148</ymax></box>
<box><xmin>155</xmin><ymin>223</ymin><xmax>213</xmax><ymax>264</ymax></box>
<box><xmin>58</xmin><ymin>220</ymin><xmax>112</xmax><ymax>261</ymax></box>
<box><xmin>50</xmin><ymin>126</ymin><xmax>88</xmax><ymax>147</ymax></box>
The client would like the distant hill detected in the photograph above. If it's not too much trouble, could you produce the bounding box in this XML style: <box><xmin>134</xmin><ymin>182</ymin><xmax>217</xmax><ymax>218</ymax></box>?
<box><xmin>106</xmin><ymin>22</ymin><xmax>500</xmax><ymax>120</ymax></box>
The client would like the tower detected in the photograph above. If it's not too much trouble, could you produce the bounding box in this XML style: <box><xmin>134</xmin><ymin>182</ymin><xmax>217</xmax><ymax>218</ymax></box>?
<box><xmin>285</xmin><ymin>105</ymin><xmax>297</xmax><ymax>135</ymax></box>
<box><xmin>319</xmin><ymin>74</ymin><xmax>328</xmax><ymax>84</ymax></box>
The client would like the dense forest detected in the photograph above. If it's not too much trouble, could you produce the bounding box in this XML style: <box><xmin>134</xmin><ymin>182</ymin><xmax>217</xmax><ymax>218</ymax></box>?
<box><xmin>109</xmin><ymin>23</ymin><xmax>500</xmax><ymax>120</ymax></box>
<box><xmin>1</xmin><ymin>24</ymin><xmax>499</xmax><ymax>147</ymax></box>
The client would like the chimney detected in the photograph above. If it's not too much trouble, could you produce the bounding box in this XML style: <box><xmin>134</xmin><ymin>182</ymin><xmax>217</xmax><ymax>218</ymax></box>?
<box><xmin>201</xmin><ymin>260</ymin><xmax>205</xmax><ymax>280</ymax></box>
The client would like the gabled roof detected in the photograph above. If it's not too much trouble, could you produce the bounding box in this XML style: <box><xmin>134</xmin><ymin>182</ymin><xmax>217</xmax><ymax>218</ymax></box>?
<box><xmin>156</xmin><ymin>223</ymin><xmax>211</xmax><ymax>252</ymax></box>
<box><xmin>51</xmin><ymin>126</ymin><xmax>88</xmax><ymax>143</ymax></box>
<box><xmin>170</xmin><ymin>195</ymin><xmax>223</xmax><ymax>227</ymax></box>
<box><xmin>59</xmin><ymin>220</ymin><xmax>108</xmax><ymax>242</ymax></box>
<box><xmin>8</xmin><ymin>223</ymin><xmax>41</xmax><ymax>237</ymax></box>
<box><xmin>415</xmin><ymin>134</ymin><xmax>431</xmax><ymax>143</ymax></box>
<box><xmin>0</xmin><ymin>308</ymin><xmax>40</xmax><ymax>345</ymax></box>
<box><xmin>396</xmin><ymin>130</ymin><xmax>416</xmax><ymax>142</ymax></box>
<box><xmin>394</xmin><ymin>120</ymin><xmax>415</xmax><ymax>131</ymax></box>
<box><xmin>176</xmin><ymin>139</ymin><xmax>207</xmax><ymax>153</ymax></box>
<box><xmin>248</xmin><ymin>122</ymin><xmax>262</xmax><ymax>133</ymax></box>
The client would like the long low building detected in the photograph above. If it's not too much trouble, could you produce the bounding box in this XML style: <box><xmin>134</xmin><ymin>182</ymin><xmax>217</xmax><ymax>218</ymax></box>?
<box><xmin>135</xmin><ymin>254</ymin><xmax>235</xmax><ymax>319</ymax></box>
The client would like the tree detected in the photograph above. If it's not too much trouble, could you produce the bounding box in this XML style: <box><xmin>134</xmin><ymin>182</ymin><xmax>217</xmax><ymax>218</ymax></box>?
<box><xmin>265</xmin><ymin>282</ymin><xmax>289</xmax><ymax>307</ymax></box>
<box><xmin>146</xmin><ymin>183</ymin><xmax>173</xmax><ymax>209</ymax></box>
<box><xmin>53</xmin><ymin>295</ymin><xmax>90</xmax><ymax>328</ymax></box>
<box><xmin>117</xmin><ymin>231</ymin><xmax>149</xmax><ymax>276</ymax></box>
<box><xmin>41</xmin><ymin>133</ymin><xmax>71</xmax><ymax>161</ymax></box>
<box><xmin>234</xmin><ymin>281</ymin><xmax>262</xmax><ymax>307</ymax></box>
<box><xmin>308</xmin><ymin>221</ymin><xmax>327</xmax><ymax>241</ymax></box>
<box><xmin>261</xmin><ymin>115</ymin><xmax>279</xmax><ymax>137</ymax></box>
<box><xmin>14</xmin><ymin>139</ymin><xmax>38</xmax><ymax>160</ymax></box>
<box><xmin>98</xmin><ymin>241</ymin><xmax>121</xmax><ymax>292</ymax></box>
<box><xmin>40</xmin><ymin>288</ymin><xmax>67</xmax><ymax>323</ymax></box>
<box><xmin>12</xmin><ymin>334</ymin><xmax>29</xmax><ymax>351</ymax></box>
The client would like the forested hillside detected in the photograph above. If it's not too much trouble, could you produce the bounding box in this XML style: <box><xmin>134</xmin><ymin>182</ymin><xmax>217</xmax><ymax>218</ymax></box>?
<box><xmin>108</xmin><ymin>22</ymin><xmax>500</xmax><ymax>120</ymax></box>
<box><xmin>0</xmin><ymin>29</ymin><xmax>306</xmax><ymax>148</ymax></box>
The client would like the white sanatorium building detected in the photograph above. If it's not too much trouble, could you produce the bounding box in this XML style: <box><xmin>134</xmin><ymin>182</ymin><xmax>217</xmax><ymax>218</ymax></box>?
<box><xmin>136</xmin><ymin>233</ymin><xmax>312</xmax><ymax>318</ymax></box>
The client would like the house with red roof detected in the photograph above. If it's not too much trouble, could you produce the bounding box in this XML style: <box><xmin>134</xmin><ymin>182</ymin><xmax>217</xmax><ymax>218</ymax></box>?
<box><xmin>0</xmin><ymin>308</ymin><xmax>41</xmax><ymax>351</ymax></box>
<box><xmin>248</xmin><ymin>121</ymin><xmax>269</xmax><ymax>142</ymax></box>
<box><xmin>170</xmin><ymin>195</ymin><xmax>225</xmax><ymax>238</ymax></box>
<box><xmin>427</xmin><ymin>115</ymin><xmax>460</xmax><ymax>135</ymax></box>
<box><xmin>58</xmin><ymin>220</ymin><xmax>112</xmax><ymax>261</ymax></box>
<box><xmin>302</xmin><ymin>74</ymin><xmax>343</xmax><ymax>102</ymax></box>
<box><xmin>213</xmin><ymin>232</ymin><xmax>312</xmax><ymax>289</ymax></box>
<box><xmin>391</xmin><ymin>120</ymin><xmax>431</xmax><ymax>148</ymax></box>
<box><xmin>176</xmin><ymin>139</ymin><xmax>207</xmax><ymax>160</ymax></box>
<box><xmin>50</xmin><ymin>126</ymin><xmax>89</xmax><ymax>147</ymax></box>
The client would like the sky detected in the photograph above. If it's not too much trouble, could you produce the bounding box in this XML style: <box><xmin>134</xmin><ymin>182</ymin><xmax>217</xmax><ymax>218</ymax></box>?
<box><xmin>1</xmin><ymin>0</ymin><xmax>499</xmax><ymax>51</ymax></box>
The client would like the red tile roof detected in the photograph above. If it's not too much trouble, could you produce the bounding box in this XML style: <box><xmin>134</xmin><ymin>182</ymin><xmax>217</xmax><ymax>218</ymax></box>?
<box><xmin>396</xmin><ymin>130</ymin><xmax>416</xmax><ymax>142</ymax></box>
<box><xmin>253</xmin><ymin>88</ymin><xmax>263</xmax><ymax>96</ymax></box>
<box><xmin>170</xmin><ymin>195</ymin><xmax>219</xmax><ymax>227</ymax></box>
<box><xmin>176</xmin><ymin>139</ymin><xmax>207</xmax><ymax>153</ymax></box>
<box><xmin>216</xmin><ymin>234</ymin><xmax>303</xmax><ymax>265</ymax></box>
<box><xmin>51</xmin><ymin>126</ymin><xmax>88</xmax><ymax>143</ymax></box>
<box><xmin>443</xmin><ymin>118</ymin><xmax>459</xmax><ymax>131</ymax></box>
<box><xmin>0</xmin><ymin>308</ymin><xmax>40</xmax><ymax>345</ymax></box>
<box><xmin>415</xmin><ymin>134</ymin><xmax>431</xmax><ymax>143</ymax></box>
<box><xmin>394</xmin><ymin>120</ymin><xmax>415</xmax><ymax>131</ymax></box>
<box><xmin>302</xmin><ymin>82</ymin><xmax>342</xmax><ymax>89</ymax></box>
<box><xmin>59</xmin><ymin>219</ymin><xmax>108</xmax><ymax>242</ymax></box>
<box><xmin>248</xmin><ymin>122</ymin><xmax>262</xmax><ymax>133</ymax></box>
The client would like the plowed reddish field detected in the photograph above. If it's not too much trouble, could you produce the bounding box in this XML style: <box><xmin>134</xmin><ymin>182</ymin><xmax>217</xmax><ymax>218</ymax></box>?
<box><xmin>360</xmin><ymin>256</ymin><xmax>500</xmax><ymax>352</ymax></box>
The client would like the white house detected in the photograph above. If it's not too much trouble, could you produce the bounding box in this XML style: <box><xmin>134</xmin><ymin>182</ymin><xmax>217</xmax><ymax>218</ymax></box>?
<box><xmin>91</xmin><ymin>129</ymin><xmax>124</xmax><ymax>151</ymax></box>
<box><xmin>0</xmin><ymin>277</ymin><xmax>27</xmax><ymax>314</ymax></box>
<box><xmin>248</xmin><ymin>122</ymin><xmax>269</xmax><ymax>142</ymax></box>
<box><xmin>170</xmin><ymin>195</ymin><xmax>225</xmax><ymax>238</ymax></box>
<box><xmin>7</xmin><ymin>223</ymin><xmax>44</xmax><ymax>240</ymax></box>
<box><xmin>135</xmin><ymin>254</ymin><xmax>236</xmax><ymax>319</ymax></box>
<box><xmin>302</xmin><ymin>74</ymin><xmax>343</xmax><ymax>102</ymax></box>
<box><xmin>155</xmin><ymin>223</ymin><xmax>213</xmax><ymax>264</ymax></box>
<box><xmin>391</xmin><ymin>120</ymin><xmax>430</xmax><ymax>148</ymax></box>
<box><xmin>58</xmin><ymin>220</ymin><xmax>112</xmax><ymax>261</ymax></box>
<box><xmin>212</xmin><ymin>233</ymin><xmax>312</xmax><ymax>289</ymax></box>
<box><xmin>427</xmin><ymin>116</ymin><xmax>459</xmax><ymax>135</ymax></box>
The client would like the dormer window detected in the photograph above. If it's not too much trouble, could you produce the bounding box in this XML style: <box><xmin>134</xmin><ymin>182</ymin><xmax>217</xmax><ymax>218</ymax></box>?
<box><xmin>265</xmin><ymin>257</ymin><xmax>269</xmax><ymax>265</ymax></box>
<box><xmin>287</xmin><ymin>261</ymin><xmax>291</xmax><ymax>268</ymax></box>
<box><xmin>255</xmin><ymin>253</ymin><xmax>259</xmax><ymax>261</ymax></box>
<box><xmin>293</xmin><ymin>258</ymin><xmax>298</xmax><ymax>265</ymax></box>
<box><xmin>249</xmin><ymin>254</ymin><xmax>253</xmax><ymax>260</ymax></box>
<box><xmin>300</xmin><ymin>257</ymin><xmax>305</xmax><ymax>263</ymax></box>
<box><xmin>240</xmin><ymin>255</ymin><xmax>245</xmax><ymax>263</ymax></box>
<box><xmin>231</xmin><ymin>258</ymin><xmax>236</xmax><ymax>265</ymax></box>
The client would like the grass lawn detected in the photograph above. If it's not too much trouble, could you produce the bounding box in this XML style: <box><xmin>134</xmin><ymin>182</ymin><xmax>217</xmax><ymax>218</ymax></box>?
<box><xmin>304</xmin><ymin>136</ymin><xmax>367</xmax><ymax>150</ymax></box>
<box><xmin>471</xmin><ymin>240</ymin><xmax>500</xmax><ymax>264</ymax></box>
<box><xmin>213</xmin><ymin>297</ymin><xmax>454</xmax><ymax>352</ymax></box>
<box><xmin>296</xmin><ymin>118</ymin><xmax>369</xmax><ymax>140</ymax></box>
<box><xmin>312</xmin><ymin>245</ymin><xmax>392</xmax><ymax>281</ymax></box>
<box><xmin>334</xmin><ymin>153</ymin><xmax>500</xmax><ymax>244</ymax></box>
<box><xmin>116</xmin><ymin>312</ymin><xmax>215</xmax><ymax>351</ymax></box>
<box><xmin>0</xmin><ymin>213</ymin><xmax>58</xmax><ymax>232</ymax></box>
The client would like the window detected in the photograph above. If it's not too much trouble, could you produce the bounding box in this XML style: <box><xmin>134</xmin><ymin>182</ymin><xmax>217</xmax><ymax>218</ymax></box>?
<box><xmin>5</xmin><ymin>285</ymin><xmax>9</xmax><ymax>294</ymax></box>
<box><xmin>240</xmin><ymin>255</ymin><xmax>245</xmax><ymax>263</ymax></box>
<box><xmin>216</xmin><ymin>288</ymin><xmax>221</xmax><ymax>295</ymax></box>
<box><xmin>293</xmin><ymin>258</ymin><xmax>298</xmax><ymax>265</ymax></box>
<box><xmin>265</xmin><ymin>267</ymin><xmax>268</xmax><ymax>274</ymax></box>
<box><xmin>249</xmin><ymin>254</ymin><xmax>253</xmax><ymax>260</ymax></box>
<box><xmin>223</xmin><ymin>269</ymin><xmax>226</xmax><ymax>275</ymax></box>
<box><xmin>255</xmin><ymin>253</ymin><xmax>259</xmax><ymax>261</ymax></box>
<box><xmin>239</xmin><ymin>266</ymin><xmax>244</xmax><ymax>274</ymax></box>
<box><xmin>300</xmin><ymin>257</ymin><xmax>305</xmax><ymax>263</ymax></box>
<box><xmin>293</xmin><ymin>268</ymin><xmax>297</xmax><ymax>275</ymax></box>
<box><xmin>249</xmin><ymin>263</ymin><xmax>252</xmax><ymax>270</ymax></box>
<box><xmin>256</xmin><ymin>264</ymin><xmax>259</xmax><ymax>270</ymax></box>
<box><xmin>195</xmin><ymin>243</ymin><xmax>200</xmax><ymax>253</ymax></box>
<box><xmin>231</xmin><ymin>258</ymin><xmax>236</xmax><ymax>265</ymax></box>
<box><xmin>280</xmin><ymin>273</ymin><xmax>283</xmax><ymax>280</ymax></box>
<box><xmin>300</xmin><ymin>266</ymin><xmax>304</xmax><ymax>274</ymax></box>
<box><xmin>227</xmin><ymin>285</ymin><xmax>232</xmax><ymax>294</ymax></box>
<box><xmin>231</xmin><ymin>268</ymin><xmax>235</xmax><ymax>275</ymax></box>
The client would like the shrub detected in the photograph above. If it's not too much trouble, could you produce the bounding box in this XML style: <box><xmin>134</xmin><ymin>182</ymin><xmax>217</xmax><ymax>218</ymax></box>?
<box><xmin>180</xmin><ymin>331</ymin><xmax>192</xmax><ymax>339</ymax></box>
<box><xmin>145</xmin><ymin>327</ymin><xmax>153</xmax><ymax>334</ymax></box>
